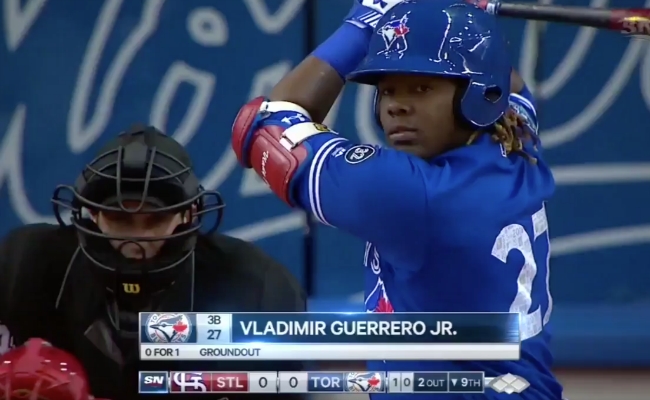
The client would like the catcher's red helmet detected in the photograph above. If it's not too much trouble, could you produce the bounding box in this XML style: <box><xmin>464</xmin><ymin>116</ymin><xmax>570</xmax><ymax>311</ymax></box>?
<box><xmin>0</xmin><ymin>338</ymin><xmax>101</xmax><ymax>400</ymax></box>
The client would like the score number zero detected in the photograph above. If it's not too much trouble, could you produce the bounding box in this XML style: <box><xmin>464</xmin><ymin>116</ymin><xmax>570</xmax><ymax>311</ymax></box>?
<box><xmin>207</xmin><ymin>314</ymin><xmax>222</xmax><ymax>340</ymax></box>
<box><xmin>287</xmin><ymin>376</ymin><xmax>299</xmax><ymax>388</ymax></box>
<box><xmin>143</xmin><ymin>347</ymin><xmax>180</xmax><ymax>357</ymax></box>
<box><xmin>250</xmin><ymin>374</ymin><xmax>299</xmax><ymax>390</ymax></box>
<box><xmin>393</xmin><ymin>375</ymin><xmax>412</xmax><ymax>390</ymax></box>
<box><xmin>256</xmin><ymin>375</ymin><xmax>272</xmax><ymax>389</ymax></box>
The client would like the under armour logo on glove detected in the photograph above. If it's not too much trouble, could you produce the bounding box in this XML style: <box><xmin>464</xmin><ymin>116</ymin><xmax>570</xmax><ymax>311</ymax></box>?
<box><xmin>346</xmin><ymin>0</ymin><xmax>405</xmax><ymax>29</ymax></box>
<box><xmin>362</xmin><ymin>0</ymin><xmax>404</xmax><ymax>13</ymax></box>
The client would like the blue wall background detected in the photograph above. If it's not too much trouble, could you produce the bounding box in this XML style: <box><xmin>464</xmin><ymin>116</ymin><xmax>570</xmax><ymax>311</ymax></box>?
<box><xmin>1</xmin><ymin>0</ymin><xmax>649</xmax><ymax>366</ymax></box>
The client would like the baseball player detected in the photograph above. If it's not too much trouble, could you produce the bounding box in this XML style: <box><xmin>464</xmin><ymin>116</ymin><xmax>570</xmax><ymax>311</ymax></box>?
<box><xmin>231</xmin><ymin>0</ymin><xmax>562</xmax><ymax>398</ymax></box>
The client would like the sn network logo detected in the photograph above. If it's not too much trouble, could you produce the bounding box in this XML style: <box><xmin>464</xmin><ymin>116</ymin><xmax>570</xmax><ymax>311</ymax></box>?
<box><xmin>139</xmin><ymin>372</ymin><xmax>169</xmax><ymax>394</ymax></box>
<box><xmin>620</xmin><ymin>17</ymin><xmax>650</xmax><ymax>39</ymax></box>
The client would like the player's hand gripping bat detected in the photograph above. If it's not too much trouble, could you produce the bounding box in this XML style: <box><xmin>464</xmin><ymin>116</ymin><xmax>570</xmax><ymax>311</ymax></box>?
<box><xmin>472</xmin><ymin>0</ymin><xmax>650</xmax><ymax>36</ymax></box>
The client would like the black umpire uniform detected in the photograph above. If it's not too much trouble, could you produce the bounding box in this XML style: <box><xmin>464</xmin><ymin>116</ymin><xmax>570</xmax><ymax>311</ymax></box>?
<box><xmin>0</xmin><ymin>126</ymin><xmax>307</xmax><ymax>399</ymax></box>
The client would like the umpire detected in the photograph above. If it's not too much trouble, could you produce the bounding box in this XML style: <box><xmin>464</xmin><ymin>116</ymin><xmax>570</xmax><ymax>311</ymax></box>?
<box><xmin>0</xmin><ymin>126</ymin><xmax>306</xmax><ymax>399</ymax></box>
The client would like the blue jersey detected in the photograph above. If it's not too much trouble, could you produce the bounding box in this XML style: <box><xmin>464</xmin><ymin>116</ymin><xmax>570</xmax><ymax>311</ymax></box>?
<box><xmin>292</xmin><ymin>94</ymin><xmax>562</xmax><ymax>400</ymax></box>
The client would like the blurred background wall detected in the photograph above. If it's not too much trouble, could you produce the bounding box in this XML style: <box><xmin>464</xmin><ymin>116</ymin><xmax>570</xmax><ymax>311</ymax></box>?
<box><xmin>1</xmin><ymin>0</ymin><xmax>649</xmax><ymax>396</ymax></box>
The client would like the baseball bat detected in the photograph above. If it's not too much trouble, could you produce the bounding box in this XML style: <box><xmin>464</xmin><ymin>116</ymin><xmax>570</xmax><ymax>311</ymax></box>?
<box><xmin>475</xmin><ymin>0</ymin><xmax>650</xmax><ymax>36</ymax></box>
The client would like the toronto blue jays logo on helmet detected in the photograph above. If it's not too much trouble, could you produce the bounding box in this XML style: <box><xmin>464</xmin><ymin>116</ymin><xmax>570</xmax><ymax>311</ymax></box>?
<box><xmin>145</xmin><ymin>313</ymin><xmax>193</xmax><ymax>343</ymax></box>
<box><xmin>377</xmin><ymin>13</ymin><xmax>410</xmax><ymax>59</ymax></box>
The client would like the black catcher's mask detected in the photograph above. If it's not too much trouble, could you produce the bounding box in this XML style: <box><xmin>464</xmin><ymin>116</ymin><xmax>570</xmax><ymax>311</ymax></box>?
<box><xmin>51</xmin><ymin>125</ymin><xmax>225</xmax><ymax>306</ymax></box>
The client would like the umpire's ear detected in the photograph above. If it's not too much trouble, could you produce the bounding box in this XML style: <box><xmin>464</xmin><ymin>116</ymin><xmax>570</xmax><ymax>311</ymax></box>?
<box><xmin>183</xmin><ymin>205</ymin><xmax>198</xmax><ymax>224</ymax></box>
<box><xmin>89</xmin><ymin>210</ymin><xmax>98</xmax><ymax>224</ymax></box>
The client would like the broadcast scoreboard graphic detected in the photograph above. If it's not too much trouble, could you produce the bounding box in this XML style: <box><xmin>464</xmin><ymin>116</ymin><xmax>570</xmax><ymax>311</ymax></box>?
<box><xmin>138</xmin><ymin>371</ymin><xmax>531</xmax><ymax>394</ymax></box>
<box><xmin>139</xmin><ymin>312</ymin><xmax>521</xmax><ymax>361</ymax></box>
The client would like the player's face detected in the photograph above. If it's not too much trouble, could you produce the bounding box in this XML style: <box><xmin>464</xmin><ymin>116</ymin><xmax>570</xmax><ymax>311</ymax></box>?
<box><xmin>94</xmin><ymin>201</ymin><xmax>186</xmax><ymax>259</ymax></box>
<box><xmin>377</xmin><ymin>74</ymin><xmax>466</xmax><ymax>159</ymax></box>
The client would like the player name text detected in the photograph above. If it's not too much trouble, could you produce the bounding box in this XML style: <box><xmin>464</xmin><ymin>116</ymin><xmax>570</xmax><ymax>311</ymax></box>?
<box><xmin>239</xmin><ymin>320</ymin><xmax>457</xmax><ymax>336</ymax></box>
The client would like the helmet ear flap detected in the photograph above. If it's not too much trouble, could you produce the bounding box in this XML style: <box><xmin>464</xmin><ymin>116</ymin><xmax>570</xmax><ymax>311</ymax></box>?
<box><xmin>453</xmin><ymin>80</ymin><xmax>507</xmax><ymax>129</ymax></box>
<box><xmin>459</xmin><ymin>82</ymin><xmax>508</xmax><ymax>127</ymax></box>
<box><xmin>452</xmin><ymin>79</ymin><xmax>474</xmax><ymax>130</ymax></box>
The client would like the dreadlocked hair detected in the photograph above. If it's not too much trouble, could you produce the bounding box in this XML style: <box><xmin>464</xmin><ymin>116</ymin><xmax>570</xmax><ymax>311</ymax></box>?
<box><xmin>467</xmin><ymin>107</ymin><xmax>538</xmax><ymax>164</ymax></box>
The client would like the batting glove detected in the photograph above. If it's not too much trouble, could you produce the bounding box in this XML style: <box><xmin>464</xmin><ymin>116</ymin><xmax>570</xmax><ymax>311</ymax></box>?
<box><xmin>345</xmin><ymin>0</ymin><xmax>405</xmax><ymax>29</ymax></box>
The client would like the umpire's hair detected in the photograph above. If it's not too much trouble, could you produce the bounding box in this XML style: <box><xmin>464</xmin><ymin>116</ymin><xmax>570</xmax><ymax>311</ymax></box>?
<box><xmin>467</xmin><ymin>108</ymin><xmax>539</xmax><ymax>164</ymax></box>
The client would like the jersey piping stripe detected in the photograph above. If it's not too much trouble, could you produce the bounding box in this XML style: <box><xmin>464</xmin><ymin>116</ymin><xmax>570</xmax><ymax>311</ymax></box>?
<box><xmin>308</xmin><ymin>137</ymin><xmax>347</xmax><ymax>225</ymax></box>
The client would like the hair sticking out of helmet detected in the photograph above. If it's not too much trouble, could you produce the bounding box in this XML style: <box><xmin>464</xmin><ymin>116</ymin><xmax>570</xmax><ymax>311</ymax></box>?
<box><xmin>468</xmin><ymin>108</ymin><xmax>539</xmax><ymax>163</ymax></box>
<box><xmin>348</xmin><ymin>0</ymin><xmax>511</xmax><ymax>128</ymax></box>
<box><xmin>0</xmin><ymin>339</ymin><xmax>98</xmax><ymax>400</ymax></box>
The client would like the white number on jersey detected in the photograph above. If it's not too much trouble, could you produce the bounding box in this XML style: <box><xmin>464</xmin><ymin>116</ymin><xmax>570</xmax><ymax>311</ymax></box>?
<box><xmin>491</xmin><ymin>206</ymin><xmax>553</xmax><ymax>341</ymax></box>
<box><xmin>0</xmin><ymin>324</ymin><xmax>14</xmax><ymax>354</ymax></box>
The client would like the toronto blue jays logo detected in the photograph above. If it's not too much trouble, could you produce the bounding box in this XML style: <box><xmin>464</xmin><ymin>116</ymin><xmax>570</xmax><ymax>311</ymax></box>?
<box><xmin>365</xmin><ymin>277</ymin><xmax>394</xmax><ymax>313</ymax></box>
<box><xmin>145</xmin><ymin>313</ymin><xmax>192</xmax><ymax>343</ymax></box>
<box><xmin>377</xmin><ymin>14</ymin><xmax>410</xmax><ymax>59</ymax></box>
<box><xmin>346</xmin><ymin>372</ymin><xmax>385</xmax><ymax>392</ymax></box>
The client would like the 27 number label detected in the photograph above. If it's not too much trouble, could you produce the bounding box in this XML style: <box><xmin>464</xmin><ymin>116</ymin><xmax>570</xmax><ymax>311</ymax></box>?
<box><xmin>492</xmin><ymin>206</ymin><xmax>553</xmax><ymax>341</ymax></box>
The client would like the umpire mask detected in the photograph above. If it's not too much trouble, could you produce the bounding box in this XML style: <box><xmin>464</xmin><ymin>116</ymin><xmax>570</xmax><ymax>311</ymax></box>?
<box><xmin>52</xmin><ymin>126</ymin><xmax>225</xmax><ymax>304</ymax></box>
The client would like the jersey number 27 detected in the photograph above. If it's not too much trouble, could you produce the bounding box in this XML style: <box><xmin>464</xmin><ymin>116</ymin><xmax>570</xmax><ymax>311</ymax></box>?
<box><xmin>492</xmin><ymin>206</ymin><xmax>552</xmax><ymax>341</ymax></box>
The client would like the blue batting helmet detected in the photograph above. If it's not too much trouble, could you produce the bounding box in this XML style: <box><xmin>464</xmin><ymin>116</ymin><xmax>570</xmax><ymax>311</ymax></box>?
<box><xmin>347</xmin><ymin>0</ymin><xmax>511</xmax><ymax>128</ymax></box>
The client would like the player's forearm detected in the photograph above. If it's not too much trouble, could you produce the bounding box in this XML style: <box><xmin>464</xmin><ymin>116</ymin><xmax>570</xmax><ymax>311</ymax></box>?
<box><xmin>231</xmin><ymin>101</ymin><xmax>430</xmax><ymax>253</ymax></box>
<box><xmin>270</xmin><ymin>57</ymin><xmax>343</xmax><ymax>124</ymax></box>
<box><xmin>270</xmin><ymin>8</ymin><xmax>374</xmax><ymax>123</ymax></box>
<box><xmin>509</xmin><ymin>76</ymin><xmax>540</xmax><ymax>146</ymax></box>
<box><xmin>511</xmin><ymin>68</ymin><xmax>536</xmax><ymax>107</ymax></box>
<box><xmin>510</xmin><ymin>69</ymin><xmax>525</xmax><ymax>94</ymax></box>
